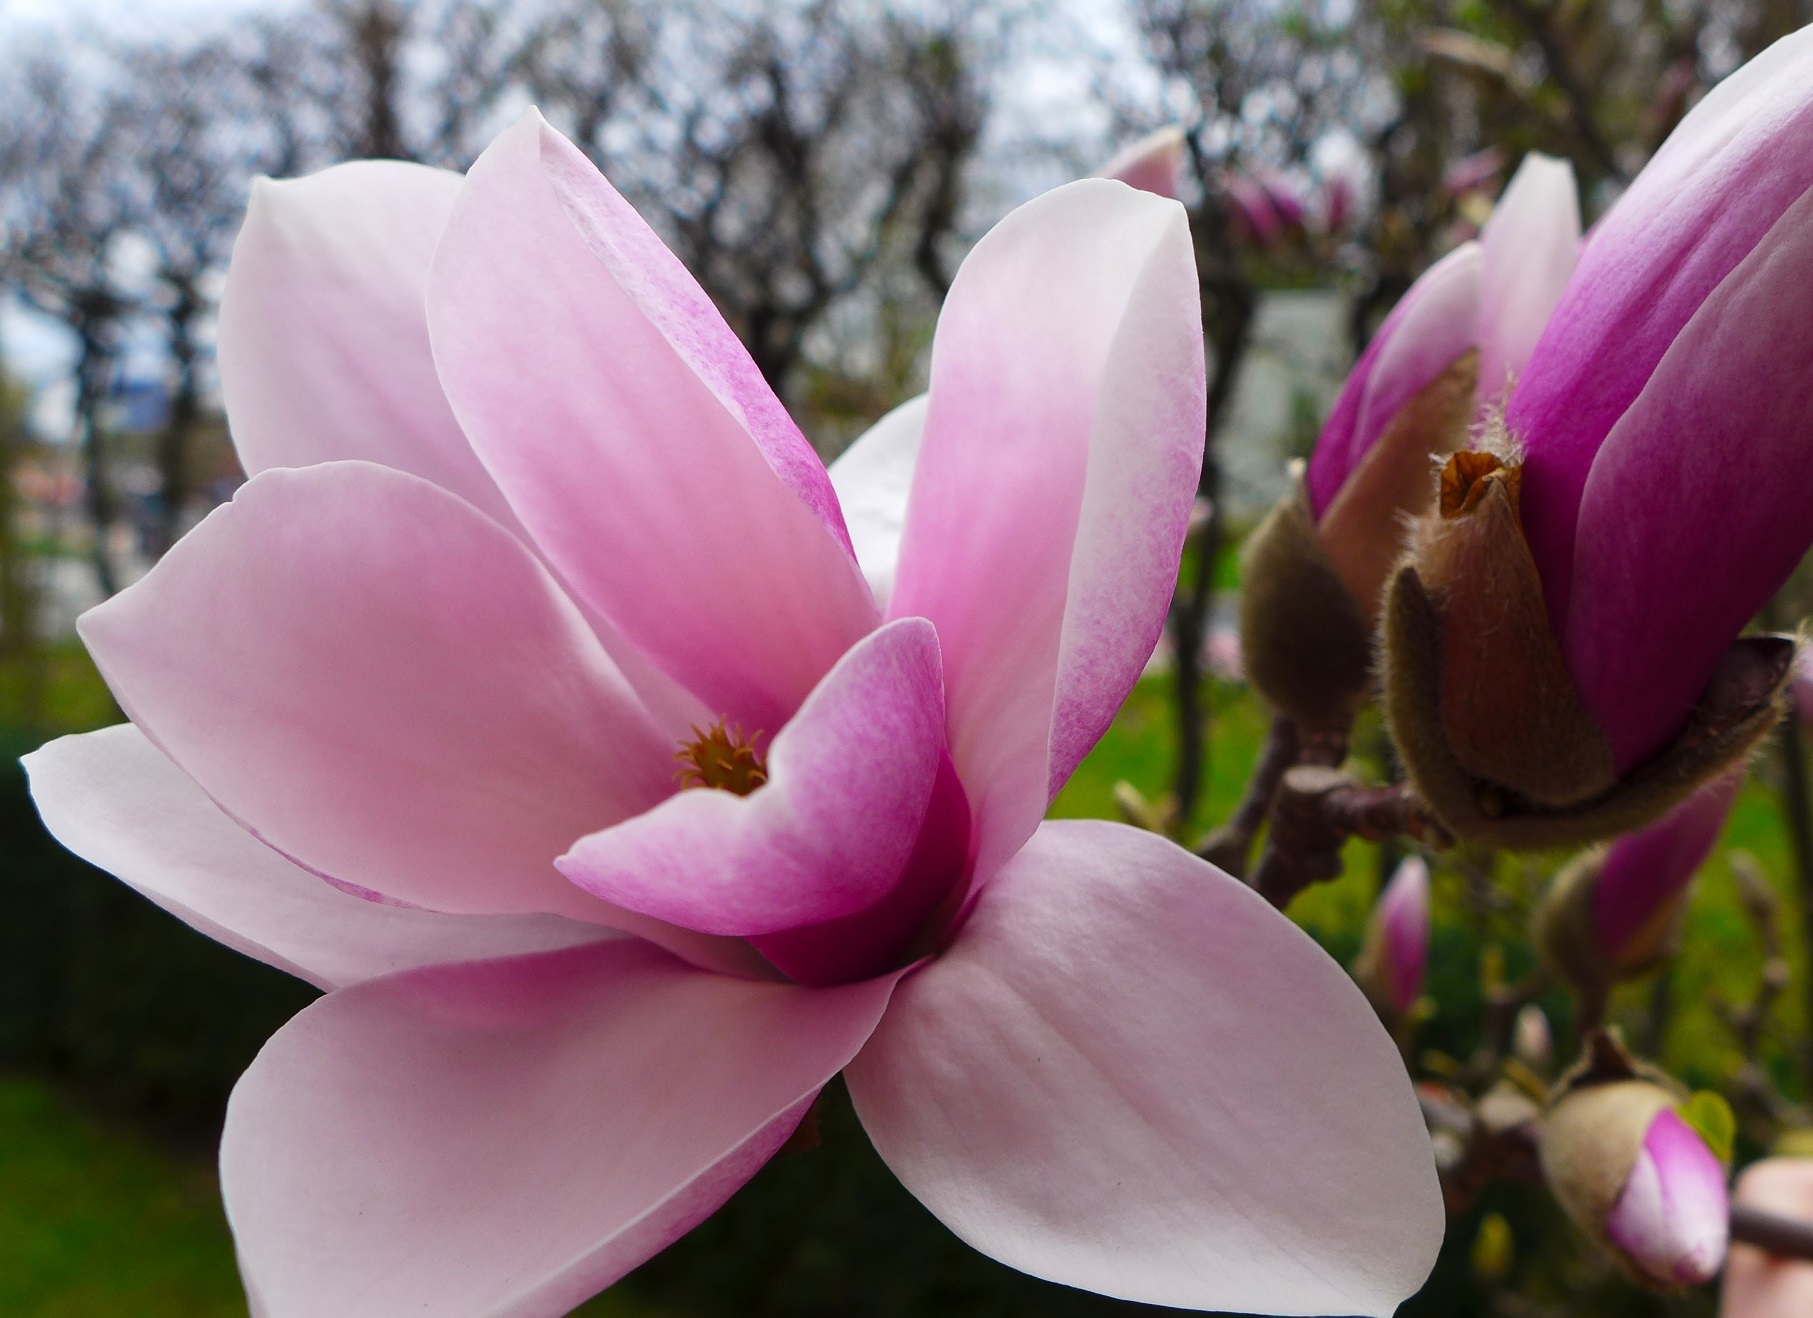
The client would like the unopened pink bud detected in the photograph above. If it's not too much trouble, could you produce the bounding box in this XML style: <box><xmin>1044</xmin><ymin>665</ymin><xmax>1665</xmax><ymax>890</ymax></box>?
<box><xmin>1224</xmin><ymin>171</ymin><xmax>1284</xmax><ymax>246</ymax></box>
<box><xmin>1593</xmin><ymin>770</ymin><xmax>1740</xmax><ymax>971</ymax></box>
<box><xmin>1605</xmin><ymin>1108</ymin><xmax>1730</xmax><ymax>1287</ymax></box>
<box><xmin>1320</xmin><ymin>172</ymin><xmax>1357</xmax><ymax>234</ymax></box>
<box><xmin>1097</xmin><ymin>125</ymin><xmax>1187</xmax><ymax>200</ymax></box>
<box><xmin>1357</xmin><ymin>855</ymin><xmax>1430</xmax><ymax>1016</ymax></box>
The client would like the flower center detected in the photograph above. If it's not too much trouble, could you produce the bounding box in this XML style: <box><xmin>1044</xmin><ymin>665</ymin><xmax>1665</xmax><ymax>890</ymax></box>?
<box><xmin>675</xmin><ymin>720</ymin><xmax>767</xmax><ymax>795</ymax></box>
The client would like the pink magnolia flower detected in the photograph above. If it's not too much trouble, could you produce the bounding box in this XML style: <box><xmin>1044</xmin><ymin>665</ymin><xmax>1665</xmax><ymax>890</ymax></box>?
<box><xmin>1606</xmin><ymin>1108</ymin><xmax>1731</xmax><ymax>1286</ymax></box>
<box><xmin>1306</xmin><ymin>152</ymin><xmax>1580</xmax><ymax>615</ymax></box>
<box><xmin>1592</xmin><ymin>770</ymin><xmax>1740</xmax><ymax>971</ymax></box>
<box><xmin>1510</xmin><ymin>24</ymin><xmax>1813</xmax><ymax>773</ymax></box>
<box><xmin>24</xmin><ymin>110</ymin><xmax>1442</xmax><ymax>1317</ymax></box>
<box><xmin>1357</xmin><ymin>855</ymin><xmax>1431</xmax><ymax>1016</ymax></box>
<box><xmin>1098</xmin><ymin>123</ymin><xmax>1187</xmax><ymax>199</ymax></box>
<box><xmin>1722</xmin><ymin>1158</ymin><xmax>1813</xmax><ymax>1317</ymax></box>
<box><xmin>1224</xmin><ymin>169</ymin><xmax>1289</xmax><ymax>246</ymax></box>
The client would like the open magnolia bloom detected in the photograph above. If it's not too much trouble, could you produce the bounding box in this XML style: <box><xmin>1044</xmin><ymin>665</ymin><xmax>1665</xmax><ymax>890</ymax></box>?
<box><xmin>24</xmin><ymin>111</ymin><xmax>1441</xmax><ymax>1317</ymax></box>
<box><xmin>1240</xmin><ymin>153</ymin><xmax>1580</xmax><ymax>734</ymax></box>
<box><xmin>1384</xmin><ymin>25</ymin><xmax>1813</xmax><ymax>849</ymax></box>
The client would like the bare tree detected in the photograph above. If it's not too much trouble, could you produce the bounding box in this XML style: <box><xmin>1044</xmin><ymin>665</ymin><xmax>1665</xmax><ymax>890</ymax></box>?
<box><xmin>1130</xmin><ymin>0</ymin><xmax>1392</xmax><ymax>831</ymax></box>
<box><xmin>0</xmin><ymin>47</ymin><xmax>138</xmax><ymax>598</ymax></box>
<box><xmin>533</xmin><ymin>0</ymin><xmax>992</xmax><ymax>408</ymax></box>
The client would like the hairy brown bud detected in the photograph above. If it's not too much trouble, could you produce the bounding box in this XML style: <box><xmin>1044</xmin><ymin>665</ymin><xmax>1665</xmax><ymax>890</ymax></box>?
<box><xmin>1238</xmin><ymin>473</ymin><xmax>1373</xmax><ymax>732</ymax></box>
<box><xmin>1381</xmin><ymin>452</ymin><xmax>1791</xmax><ymax>851</ymax></box>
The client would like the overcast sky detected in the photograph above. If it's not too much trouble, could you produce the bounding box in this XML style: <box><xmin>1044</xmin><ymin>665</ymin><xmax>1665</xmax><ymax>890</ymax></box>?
<box><xmin>2</xmin><ymin>0</ymin><xmax>1157</xmax><ymax>434</ymax></box>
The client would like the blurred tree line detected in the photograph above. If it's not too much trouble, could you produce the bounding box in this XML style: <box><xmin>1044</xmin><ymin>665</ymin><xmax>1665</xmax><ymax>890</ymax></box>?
<box><xmin>3</xmin><ymin>0</ymin><xmax>1813</xmax><ymax>1313</ymax></box>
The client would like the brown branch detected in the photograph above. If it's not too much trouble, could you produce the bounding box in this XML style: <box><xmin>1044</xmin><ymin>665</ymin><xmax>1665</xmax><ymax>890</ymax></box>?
<box><xmin>1197</xmin><ymin>715</ymin><xmax>1299</xmax><ymax>876</ymax></box>
<box><xmin>1732</xmin><ymin>1205</ymin><xmax>1813</xmax><ymax>1263</ymax></box>
<box><xmin>1248</xmin><ymin>766</ymin><xmax>1453</xmax><ymax>909</ymax></box>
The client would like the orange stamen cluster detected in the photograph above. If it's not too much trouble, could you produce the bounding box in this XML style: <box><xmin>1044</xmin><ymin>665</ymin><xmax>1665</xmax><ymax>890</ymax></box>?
<box><xmin>675</xmin><ymin>720</ymin><xmax>768</xmax><ymax>795</ymax></box>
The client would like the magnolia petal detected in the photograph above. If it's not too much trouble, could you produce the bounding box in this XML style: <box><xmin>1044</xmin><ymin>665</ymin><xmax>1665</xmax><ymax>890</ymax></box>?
<box><xmin>1593</xmin><ymin>769</ymin><xmax>1740</xmax><ymax>961</ymax></box>
<box><xmin>1306</xmin><ymin>243</ymin><xmax>1483</xmax><ymax>518</ymax></box>
<box><xmin>80</xmin><ymin>462</ymin><xmax>674</xmax><ymax>924</ymax></box>
<box><xmin>427</xmin><ymin>110</ymin><xmax>876</xmax><ymax>733</ymax></box>
<box><xmin>1605</xmin><ymin>1109</ymin><xmax>1730</xmax><ymax>1286</ymax></box>
<box><xmin>1097</xmin><ymin>124</ymin><xmax>1187</xmax><ymax>199</ymax></box>
<box><xmin>1476</xmin><ymin>152</ymin><xmax>1579</xmax><ymax>414</ymax></box>
<box><xmin>223</xmin><ymin>941</ymin><xmax>897</xmax><ymax>1318</ymax></box>
<box><xmin>1721</xmin><ymin>1159</ymin><xmax>1813</xmax><ymax>1318</ymax></box>
<box><xmin>215</xmin><ymin>158</ymin><xmax>704</xmax><ymax>746</ymax></box>
<box><xmin>888</xmin><ymin>180</ymin><xmax>1203</xmax><ymax>883</ymax></box>
<box><xmin>827</xmin><ymin>395</ymin><xmax>927</xmax><ymax>611</ymax></box>
<box><xmin>846</xmin><ymin>820</ymin><xmax>1442</xmax><ymax>1316</ymax></box>
<box><xmin>22</xmin><ymin>724</ymin><xmax>760</xmax><ymax>984</ymax></box>
<box><xmin>1514</xmin><ymin>24</ymin><xmax>1813</xmax><ymax>631</ymax></box>
<box><xmin>1563</xmin><ymin>183</ymin><xmax>1813</xmax><ymax>769</ymax></box>
<box><xmin>558</xmin><ymin>619</ymin><xmax>947</xmax><ymax>939</ymax></box>
<box><xmin>215</xmin><ymin>162</ymin><xmax>517</xmax><ymax>525</ymax></box>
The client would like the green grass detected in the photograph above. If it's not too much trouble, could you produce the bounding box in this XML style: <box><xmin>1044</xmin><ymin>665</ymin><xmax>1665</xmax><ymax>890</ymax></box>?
<box><xmin>0</xmin><ymin>1076</ymin><xmax>243</xmax><ymax>1318</ymax></box>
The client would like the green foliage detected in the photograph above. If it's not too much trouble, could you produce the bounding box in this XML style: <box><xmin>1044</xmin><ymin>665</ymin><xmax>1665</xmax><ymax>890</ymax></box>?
<box><xmin>0</xmin><ymin>1075</ymin><xmax>242</xmax><ymax>1318</ymax></box>
<box><xmin>1680</xmin><ymin>1091</ymin><xmax>1737</xmax><ymax>1166</ymax></box>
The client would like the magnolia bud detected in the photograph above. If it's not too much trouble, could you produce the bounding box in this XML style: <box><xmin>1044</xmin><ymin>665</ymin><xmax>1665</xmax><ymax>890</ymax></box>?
<box><xmin>1604</xmin><ymin>1108</ymin><xmax>1730</xmax><ymax>1286</ymax></box>
<box><xmin>1533</xmin><ymin>771</ymin><xmax>1739</xmax><ymax>1002</ymax></box>
<box><xmin>1238</xmin><ymin>472</ymin><xmax>1375</xmax><ymax>733</ymax></box>
<box><xmin>1382</xmin><ymin>448</ymin><xmax>1789</xmax><ymax>852</ymax></box>
<box><xmin>1539</xmin><ymin>1035</ymin><xmax>1728</xmax><ymax>1288</ymax></box>
<box><xmin>1353</xmin><ymin>855</ymin><xmax>1430</xmax><ymax>1018</ymax></box>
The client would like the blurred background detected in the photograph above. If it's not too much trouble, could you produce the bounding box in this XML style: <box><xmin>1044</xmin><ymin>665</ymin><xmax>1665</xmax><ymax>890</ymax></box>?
<box><xmin>4</xmin><ymin>0</ymin><xmax>1813</xmax><ymax>1313</ymax></box>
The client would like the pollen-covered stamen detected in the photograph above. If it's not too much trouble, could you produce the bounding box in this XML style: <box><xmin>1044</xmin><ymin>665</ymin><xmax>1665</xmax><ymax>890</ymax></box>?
<box><xmin>676</xmin><ymin>720</ymin><xmax>768</xmax><ymax>795</ymax></box>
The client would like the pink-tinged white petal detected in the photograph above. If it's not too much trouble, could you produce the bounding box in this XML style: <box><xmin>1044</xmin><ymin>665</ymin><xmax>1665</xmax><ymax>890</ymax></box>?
<box><xmin>217</xmin><ymin>162</ymin><xmax>517</xmax><ymax>527</ymax></box>
<box><xmin>1513</xmin><ymin>24</ymin><xmax>1813</xmax><ymax>643</ymax></box>
<box><xmin>1593</xmin><ymin>769</ymin><xmax>1740</xmax><ymax>962</ymax></box>
<box><xmin>889</xmin><ymin>180</ymin><xmax>1203</xmax><ymax>884</ymax></box>
<box><xmin>1097</xmin><ymin>125</ymin><xmax>1187</xmax><ymax>199</ymax></box>
<box><xmin>22</xmin><ymin>724</ymin><xmax>673</xmax><ymax>990</ymax></box>
<box><xmin>847</xmin><ymin>820</ymin><xmax>1442</xmax><ymax>1316</ymax></box>
<box><xmin>79</xmin><ymin>462</ymin><xmax>674</xmax><ymax>925</ymax></box>
<box><xmin>222</xmin><ymin>941</ymin><xmax>897</xmax><ymax>1318</ymax></box>
<box><xmin>1605</xmin><ymin>1108</ymin><xmax>1730</xmax><ymax>1286</ymax></box>
<box><xmin>427</xmin><ymin>110</ymin><xmax>876</xmax><ymax>733</ymax></box>
<box><xmin>1476</xmin><ymin>152</ymin><xmax>1579</xmax><ymax>414</ymax></box>
<box><xmin>1560</xmin><ymin>182</ymin><xmax>1813</xmax><ymax>769</ymax></box>
<box><xmin>828</xmin><ymin>395</ymin><xmax>926</xmax><ymax>611</ymax></box>
<box><xmin>1373</xmin><ymin>854</ymin><xmax>1431</xmax><ymax>1015</ymax></box>
<box><xmin>1307</xmin><ymin>242</ymin><xmax>1483</xmax><ymax>517</ymax></box>
<box><xmin>559</xmin><ymin>619</ymin><xmax>960</xmax><ymax>982</ymax></box>
<box><xmin>1721</xmin><ymin>1158</ymin><xmax>1813</xmax><ymax>1318</ymax></box>
<box><xmin>215</xmin><ymin>158</ymin><xmax>706</xmax><ymax>748</ymax></box>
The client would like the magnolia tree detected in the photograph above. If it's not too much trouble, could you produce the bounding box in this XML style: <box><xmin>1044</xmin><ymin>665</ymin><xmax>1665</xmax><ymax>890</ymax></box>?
<box><xmin>16</xmin><ymin>9</ymin><xmax>1813</xmax><ymax>1318</ymax></box>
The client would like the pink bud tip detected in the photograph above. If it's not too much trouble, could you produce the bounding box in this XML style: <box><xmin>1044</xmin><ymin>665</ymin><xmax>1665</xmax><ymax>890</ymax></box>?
<box><xmin>1605</xmin><ymin>1108</ymin><xmax>1729</xmax><ymax>1286</ymax></box>
<box><xmin>1374</xmin><ymin>856</ymin><xmax>1431</xmax><ymax>1014</ymax></box>
<box><xmin>1097</xmin><ymin>125</ymin><xmax>1187</xmax><ymax>200</ymax></box>
<box><xmin>1592</xmin><ymin>770</ymin><xmax>1740</xmax><ymax>965</ymax></box>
